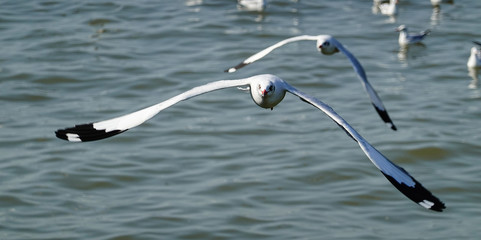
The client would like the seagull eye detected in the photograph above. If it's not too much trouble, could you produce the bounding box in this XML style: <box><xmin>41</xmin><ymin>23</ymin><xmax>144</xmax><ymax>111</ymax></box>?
<box><xmin>258</xmin><ymin>84</ymin><xmax>261</xmax><ymax>90</ymax></box>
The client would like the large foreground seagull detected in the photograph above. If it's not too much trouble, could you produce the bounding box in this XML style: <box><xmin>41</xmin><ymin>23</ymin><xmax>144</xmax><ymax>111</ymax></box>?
<box><xmin>56</xmin><ymin>74</ymin><xmax>445</xmax><ymax>211</ymax></box>
<box><xmin>225</xmin><ymin>35</ymin><xmax>397</xmax><ymax>131</ymax></box>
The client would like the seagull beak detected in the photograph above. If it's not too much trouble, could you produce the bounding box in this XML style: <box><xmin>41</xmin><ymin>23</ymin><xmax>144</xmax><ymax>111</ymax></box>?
<box><xmin>261</xmin><ymin>89</ymin><xmax>268</xmax><ymax>96</ymax></box>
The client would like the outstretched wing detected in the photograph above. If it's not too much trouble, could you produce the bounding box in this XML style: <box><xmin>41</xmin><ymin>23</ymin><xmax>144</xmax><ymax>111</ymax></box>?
<box><xmin>225</xmin><ymin>35</ymin><xmax>319</xmax><ymax>73</ymax></box>
<box><xmin>56</xmin><ymin>79</ymin><xmax>252</xmax><ymax>142</ymax></box>
<box><xmin>331</xmin><ymin>38</ymin><xmax>397</xmax><ymax>130</ymax></box>
<box><xmin>284</xmin><ymin>83</ymin><xmax>445</xmax><ymax>211</ymax></box>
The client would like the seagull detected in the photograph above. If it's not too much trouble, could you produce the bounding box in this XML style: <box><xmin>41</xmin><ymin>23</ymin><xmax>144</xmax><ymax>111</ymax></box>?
<box><xmin>379</xmin><ymin>0</ymin><xmax>398</xmax><ymax>16</ymax></box>
<box><xmin>396</xmin><ymin>25</ymin><xmax>431</xmax><ymax>46</ymax></box>
<box><xmin>468</xmin><ymin>41</ymin><xmax>481</xmax><ymax>88</ymax></box>
<box><xmin>430</xmin><ymin>0</ymin><xmax>454</xmax><ymax>7</ymax></box>
<box><xmin>237</xmin><ymin>0</ymin><xmax>266</xmax><ymax>11</ymax></box>
<box><xmin>56</xmin><ymin>74</ymin><xmax>445</xmax><ymax>211</ymax></box>
<box><xmin>225</xmin><ymin>35</ymin><xmax>397</xmax><ymax>131</ymax></box>
<box><xmin>467</xmin><ymin>41</ymin><xmax>481</xmax><ymax>69</ymax></box>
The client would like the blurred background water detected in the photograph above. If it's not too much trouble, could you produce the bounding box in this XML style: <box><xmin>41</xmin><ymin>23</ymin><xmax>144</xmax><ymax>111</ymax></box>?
<box><xmin>1</xmin><ymin>0</ymin><xmax>481</xmax><ymax>239</ymax></box>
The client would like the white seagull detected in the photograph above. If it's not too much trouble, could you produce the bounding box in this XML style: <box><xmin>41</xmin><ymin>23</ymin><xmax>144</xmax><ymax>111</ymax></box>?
<box><xmin>56</xmin><ymin>74</ymin><xmax>445</xmax><ymax>211</ymax></box>
<box><xmin>430</xmin><ymin>0</ymin><xmax>454</xmax><ymax>7</ymax></box>
<box><xmin>396</xmin><ymin>25</ymin><xmax>431</xmax><ymax>46</ymax></box>
<box><xmin>225</xmin><ymin>35</ymin><xmax>397</xmax><ymax>131</ymax></box>
<box><xmin>467</xmin><ymin>41</ymin><xmax>481</xmax><ymax>69</ymax></box>
<box><xmin>237</xmin><ymin>0</ymin><xmax>266</xmax><ymax>11</ymax></box>
<box><xmin>468</xmin><ymin>41</ymin><xmax>481</xmax><ymax>88</ymax></box>
<box><xmin>379</xmin><ymin>0</ymin><xmax>398</xmax><ymax>16</ymax></box>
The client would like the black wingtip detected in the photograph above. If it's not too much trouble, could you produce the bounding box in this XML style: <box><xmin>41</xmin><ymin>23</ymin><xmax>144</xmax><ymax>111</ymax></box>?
<box><xmin>55</xmin><ymin>123</ymin><xmax>126</xmax><ymax>142</ymax></box>
<box><xmin>372</xmin><ymin>104</ymin><xmax>397</xmax><ymax>131</ymax></box>
<box><xmin>225</xmin><ymin>62</ymin><xmax>248</xmax><ymax>73</ymax></box>
<box><xmin>382</xmin><ymin>172</ymin><xmax>446</xmax><ymax>212</ymax></box>
<box><xmin>473</xmin><ymin>41</ymin><xmax>481</xmax><ymax>47</ymax></box>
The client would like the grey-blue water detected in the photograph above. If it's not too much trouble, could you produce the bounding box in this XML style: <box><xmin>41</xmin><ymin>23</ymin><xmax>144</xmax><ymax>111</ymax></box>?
<box><xmin>1</xmin><ymin>0</ymin><xmax>480</xmax><ymax>239</ymax></box>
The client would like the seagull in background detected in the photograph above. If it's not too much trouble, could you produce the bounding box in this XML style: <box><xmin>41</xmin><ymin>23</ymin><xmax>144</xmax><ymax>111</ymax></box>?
<box><xmin>468</xmin><ymin>41</ymin><xmax>481</xmax><ymax>88</ymax></box>
<box><xmin>55</xmin><ymin>74</ymin><xmax>445</xmax><ymax>211</ymax></box>
<box><xmin>379</xmin><ymin>0</ymin><xmax>398</xmax><ymax>16</ymax></box>
<box><xmin>237</xmin><ymin>0</ymin><xmax>266</xmax><ymax>11</ymax></box>
<box><xmin>225</xmin><ymin>35</ymin><xmax>397</xmax><ymax>131</ymax></box>
<box><xmin>430</xmin><ymin>0</ymin><xmax>454</xmax><ymax>7</ymax></box>
<box><xmin>396</xmin><ymin>25</ymin><xmax>431</xmax><ymax>46</ymax></box>
<box><xmin>467</xmin><ymin>41</ymin><xmax>481</xmax><ymax>69</ymax></box>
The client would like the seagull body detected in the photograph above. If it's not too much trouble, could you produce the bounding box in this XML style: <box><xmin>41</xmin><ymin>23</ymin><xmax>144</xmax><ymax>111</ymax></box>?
<box><xmin>379</xmin><ymin>0</ymin><xmax>398</xmax><ymax>16</ymax></box>
<box><xmin>237</xmin><ymin>0</ymin><xmax>266</xmax><ymax>11</ymax></box>
<box><xmin>56</xmin><ymin>74</ymin><xmax>445</xmax><ymax>212</ymax></box>
<box><xmin>225</xmin><ymin>35</ymin><xmax>397</xmax><ymax>130</ymax></box>
<box><xmin>468</xmin><ymin>42</ymin><xmax>481</xmax><ymax>88</ymax></box>
<box><xmin>467</xmin><ymin>42</ymin><xmax>481</xmax><ymax>69</ymax></box>
<box><xmin>430</xmin><ymin>0</ymin><xmax>454</xmax><ymax>7</ymax></box>
<box><xmin>396</xmin><ymin>25</ymin><xmax>430</xmax><ymax>46</ymax></box>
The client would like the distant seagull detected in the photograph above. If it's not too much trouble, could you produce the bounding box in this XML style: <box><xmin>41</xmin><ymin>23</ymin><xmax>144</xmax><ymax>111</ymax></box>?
<box><xmin>225</xmin><ymin>35</ymin><xmax>397</xmax><ymax>131</ymax></box>
<box><xmin>396</xmin><ymin>25</ymin><xmax>430</xmax><ymax>46</ymax></box>
<box><xmin>430</xmin><ymin>0</ymin><xmax>454</xmax><ymax>7</ymax></box>
<box><xmin>379</xmin><ymin>0</ymin><xmax>398</xmax><ymax>16</ymax></box>
<box><xmin>55</xmin><ymin>74</ymin><xmax>445</xmax><ymax>211</ymax></box>
<box><xmin>467</xmin><ymin>41</ymin><xmax>481</xmax><ymax>69</ymax></box>
<box><xmin>237</xmin><ymin>0</ymin><xmax>266</xmax><ymax>11</ymax></box>
<box><xmin>468</xmin><ymin>41</ymin><xmax>481</xmax><ymax>88</ymax></box>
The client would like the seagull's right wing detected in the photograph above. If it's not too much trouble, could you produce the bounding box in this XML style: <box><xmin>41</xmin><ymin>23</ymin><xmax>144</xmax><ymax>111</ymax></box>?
<box><xmin>473</xmin><ymin>41</ymin><xmax>481</xmax><ymax>47</ymax></box>
<box><xmin>284</xmin><ymin>83</ymin><xmax>445</xmax><ymax>212</ymax></box>
<box><xmin>225</xmin><ymin>35</ymin><xmax>319</xmax><ymax>73</ymax></box>
<box><xmin>55</xmin><ymin>78</ymin><xmax>252</xmax><ymax>142</ymax></box>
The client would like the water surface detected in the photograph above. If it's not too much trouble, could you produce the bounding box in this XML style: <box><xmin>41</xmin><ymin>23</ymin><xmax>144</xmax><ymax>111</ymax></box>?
<box><xmin>1</xmin><ymin>1</ymin><xmax>481</xmax><ymax>239</ymax></box>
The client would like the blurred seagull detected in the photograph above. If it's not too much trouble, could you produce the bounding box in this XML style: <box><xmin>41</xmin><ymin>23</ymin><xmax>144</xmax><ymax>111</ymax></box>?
<box><xmin>55</xmin><ymin>74</ymin><xmax>445</xmax><ymax>211</ymax></box>
<box><xmin>238</xmin><ymin>0</ymin><xmax>266</xmax><ymax>11</ymax></box>
<box><xmin>396</xmin><ymin>25</ymin><xmax>430</xmax><ymax>46</ymax></box>
<box><xmin>430</xmin><ymin>0</ymin><xmax>454</xmax><ymax>7</ymax></box>
<box><xmin>379</xmin><ymin>0</ymin><xmax>398</xmax><ymax>16</ymax></box>
<box><xmin>225</xmin><ymin>35</ymin><xmax>397</xmax><ymax>131</ymax></box>
<box><xmin>468</xmin><ymin>41</ymin><xmax>481</xmax><ymax>88</ymax></box>
<box><xmin>467</xmin><ymin>41</ymin><xmax>481</xmax><ymax>69</ymax></box>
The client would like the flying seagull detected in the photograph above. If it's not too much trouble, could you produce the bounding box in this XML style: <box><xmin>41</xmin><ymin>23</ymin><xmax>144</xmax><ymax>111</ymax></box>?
<box><xmin>225</xmin><ymin>35</ymin><xmax>397</xmax><ymax>131</ymax></box>
<box><xmin>396</xmin><ymin>25</ymin><xmax>431</xmax><ymax>46</ymax></box>
<box><xmin>56</xmin><ymin>74</ymin><xmax>445</xmax><ymax>211</ymax></box>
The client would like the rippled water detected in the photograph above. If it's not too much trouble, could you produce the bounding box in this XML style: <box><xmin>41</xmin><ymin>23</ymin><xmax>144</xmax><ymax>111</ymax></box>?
<box><xmin>1</xmin><ymin>0</ymin><xmax>481</xmax><ymax>239</ymax></box>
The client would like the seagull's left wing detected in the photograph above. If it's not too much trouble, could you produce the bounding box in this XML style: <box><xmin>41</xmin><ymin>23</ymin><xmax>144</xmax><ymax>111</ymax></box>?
<box><xmin>284</xmin><ymin>83</ymin><xmax>445</xmax><ymax>211</ymax></box>
<box><xmin>56</xmin><ymin>78</ymin><xmax>252</xmax><ymax>142</ymax></box>
<box><xmin>331</xmin><ymin>38</ymin><xmax>397</xmax><ymax>131</ymax></box>
<box><xmin>225</xmin><ymin>35</ymin><xmax>319</xmax><ymax>73</ymax></box>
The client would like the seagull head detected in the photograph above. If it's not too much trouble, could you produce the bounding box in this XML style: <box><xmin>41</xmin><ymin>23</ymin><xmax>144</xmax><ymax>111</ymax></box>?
<box><xmin>396</xmin><ymin>25</ymin><xmax>407</xmax><ymax>32</ymax></box>
<box><xmin>316</xmin><ymin>35</ymin><xmax>339</xmax><ymax>55</ymax></box>
<box><xmin>257</xmin><ymin>81</ymin><xmax>275</xmax><ymax>97</ymax></box>
<box><xmin>249</xmin><ymin>74</ymin><xmax>286</xmax><ymax>110</ymax></box>
<box><xmin>470</xmin><ymin>47</ymin><xmax>480</xmax><ymax>57</ymax></box>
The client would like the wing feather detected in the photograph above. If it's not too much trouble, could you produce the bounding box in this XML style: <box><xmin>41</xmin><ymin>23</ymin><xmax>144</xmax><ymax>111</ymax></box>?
<box><xmin>331</xmin><ymin>38</ymin><xmax>397</xmax><ymax>130</ymax></box>
<box><xmin>285</xmin><ymin>83</ymin><xmax>445</xmax><ymax>211</ymax></box>
<box><xmin>55</xmin><ymin>79</ymin><xmax>252</xmax><ymax>142</ymax></box>
<box><xmin>225</xmin><ymin>35</ymin><xmax>318</xmax><ymax>72</ymax></box>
